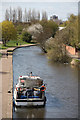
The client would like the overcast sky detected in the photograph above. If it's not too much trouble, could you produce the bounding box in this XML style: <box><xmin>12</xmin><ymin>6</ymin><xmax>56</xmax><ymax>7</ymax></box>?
<box><xmin>0</xmin><ymin>0</ymin><xmax>79</xmax><ymax>2</ymax></box>
<box><xmin>0</xmin><ymin>0</ymin><xmax>78</xmax><ymax>22</ymax></box>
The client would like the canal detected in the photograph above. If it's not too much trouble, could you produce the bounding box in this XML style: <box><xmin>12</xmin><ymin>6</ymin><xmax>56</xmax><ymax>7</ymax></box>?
<box><xmin>13</xmin><ymin>46</ymin><xmax>78</xmax><ymax>118</ymax></box>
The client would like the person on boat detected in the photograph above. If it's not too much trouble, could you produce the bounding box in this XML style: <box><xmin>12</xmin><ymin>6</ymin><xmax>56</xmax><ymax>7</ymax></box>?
<box><xmin>40</xmin><ymin>84</ymin><xmax>46</xmax><ymax>91</ymax></box>
<box><xmin>33</xmin><ymin>87</ymin><xmax>40</xmax><ymax>91</ymax></box>
<box><xmin>30</xmin><ymin>72</ymin><xmax>32</xmax><ymax>76</ymax></box>
<box><xmin>38</xmin><ymin>84</ymin><xmax>46</xmax><ymax>98</ymax></box>
<box><xmin>25</xmin><ymin>87</ymin><xmax>34</xmax><ymax>97</ymax></box>
<box><xmin>17</xmin><ymin>87</ymin><xmax>22</xmax><ymax>99</ymax></box>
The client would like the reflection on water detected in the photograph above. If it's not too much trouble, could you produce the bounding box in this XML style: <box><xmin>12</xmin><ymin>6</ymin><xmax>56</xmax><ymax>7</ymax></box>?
<box><xmin>13</xmin><ymin>107</ymin><xmax>46</xmax><ymax>118</ymax></box>
<box><xmin>13</xmin><ymin>46</ymin><xmax>78</xmax><ymax>118</ymax></box>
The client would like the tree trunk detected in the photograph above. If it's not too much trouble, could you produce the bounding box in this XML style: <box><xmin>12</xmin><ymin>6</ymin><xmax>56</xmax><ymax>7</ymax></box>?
<box><xmin>42</xmin><ymin>47</ymin><xmax>47</xmax><ymax>53</ymax></box>
<box><xmin>3</xmin><ymin>39</ymin><xmax>6</xmax><ymax>46</ymax></box>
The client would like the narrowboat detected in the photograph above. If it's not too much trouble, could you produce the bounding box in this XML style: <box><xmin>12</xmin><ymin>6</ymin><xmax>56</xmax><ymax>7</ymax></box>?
<box><xmin>14</xmin><ymin>73</ymin><xmax>46</xmax><ymax>107</ymax></box>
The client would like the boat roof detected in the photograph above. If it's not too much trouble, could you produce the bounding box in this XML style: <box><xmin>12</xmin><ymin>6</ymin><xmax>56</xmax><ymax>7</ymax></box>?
<box><xmin>18</xmin><ymin>75</ymin><xmax>43</xmax><ymax>87</ymax></box>
<box><xmin>19</xmin><ymin>75</ymin><xmax>41</xmax><ymax>80</ymax></box>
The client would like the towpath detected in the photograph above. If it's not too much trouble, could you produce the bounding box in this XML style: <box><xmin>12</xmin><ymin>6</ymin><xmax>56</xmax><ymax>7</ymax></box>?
<box><xmin>0</xmin><ymin>54</ymin><xmax>13</xmax><ymax>119</ymax></box>
<box><xmin>0</xmin><ymin>44</ymin><xmax>35</xmax><ymax>119</ymax></box>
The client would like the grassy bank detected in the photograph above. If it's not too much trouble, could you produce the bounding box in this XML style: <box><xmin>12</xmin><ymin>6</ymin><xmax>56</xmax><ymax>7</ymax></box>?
<box><xmin>0</xmin><ymin>39</ymin><xmax>33</xmax><ymax>49</ymax></box>
<box><xmin>0</xmin><ymin>53</ymin><xmax>2</xmax><ymax>58</ymax></box>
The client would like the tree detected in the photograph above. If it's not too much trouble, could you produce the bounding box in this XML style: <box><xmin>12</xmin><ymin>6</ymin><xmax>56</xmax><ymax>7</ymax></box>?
<box><xmin>17</xmin><ymin>7</ymin><xmax>22</xmax><ymax>22</ymax></box>
<box><xmin>13</xmin><ymin>9</ymin><xmax>17</xmax><ymax>23</ymax></box>
<box><xmin>0</xmin><ymin>23</ymin><xmax>2</xmax><ymax>41</ymax></box>
<box><xmin>5</xmin><ymin>9</ymin><xmax>9</xmax><ymax>21</ymax></box>
<box><xmin>37</xmin><ymin>27</ymin><xmax>53</xmax><ymax>53</ymax></box>
<box><xmin>67</xmin><ymin>15</ymin><xmax>78</xmax><ymax>48</ymax></box>
<box><xmin>2</xmin><ymin>21</ymin><xmax>17</xmax><ymax>46</ymax></box>
<box><xmin>42</xmin><ymin>11</ymin><xmax>48</xmax><ymax>20</ymax></box>
<box><xmin>37</xmin><ymin>11</ymin><xmax>40</xmax><ymax>21</ymax></box>
<box><xmin>31</xmin><ymin>9</ymin><xmax>36</xmax><ymax>21</ymax></box>
<box><xmin>46</xmin><ymin>31</ymin><xmax>71</xmax><ymax>63</ymax></box>
<box><xmin>27</xmin><ymin>9</ymin><xmax>31</xmax><ymax>22</ymax></box>
<box><xmin>45</xmin><ymin>14</ymin><xmax>78</xmax><ymax>63</ymax></box>
<box><xmin>21</xmin><ymin>31</ymin><xmax>32</xmax><ymax>43</ymax></box>
<box><xmin>40</xmin><ymin>20</ymin><xmax>58</xmax><ymax>36</ymax></box>
<box><xmin>37</xmin><ymin>20</ymin><xmax>58</xmax><ymax>52</ymax></box>
<box><xmin>23</xmin><ymin>8</ymin><xmax>27</xmax><ymax>22</ymax></box>
<box><xmin>10</xmin><ymin>7</ymin><xmax>12</xmax><ymax>21</ymax></box>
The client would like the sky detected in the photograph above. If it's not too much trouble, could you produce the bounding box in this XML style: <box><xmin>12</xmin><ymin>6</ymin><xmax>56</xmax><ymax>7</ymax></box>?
<box><xmin>0</xmin><ymin>0</ymin><xmax>79</xmax><ymax>22</ymax></box>
<box><xmin>0</xmin><ymin>0</ymin><xmax>79</xmax><ymax>2</ymax></box>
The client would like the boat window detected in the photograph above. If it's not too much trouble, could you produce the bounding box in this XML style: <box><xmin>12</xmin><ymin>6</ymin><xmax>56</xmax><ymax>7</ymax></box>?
<box><xmin>20</xmin><ymin>80</ymin><xmax>24</xmax><ymax>82</ymax></box>
<box><xmin>20</xmin><ymin>78</ymin><xmax>26</xmax><ymax>80</ymax></box>
<box><xmin>21</xmin><ymin>82</ymin><xmax>24</xmax><ymax>85</ymax></box>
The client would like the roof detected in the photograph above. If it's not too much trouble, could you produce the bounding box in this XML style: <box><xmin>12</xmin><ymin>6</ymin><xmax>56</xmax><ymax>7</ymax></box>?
<box><xmin>59</xmin><ymin>27</ymin><xmax>66</xmax><ymax>31</ymax></box>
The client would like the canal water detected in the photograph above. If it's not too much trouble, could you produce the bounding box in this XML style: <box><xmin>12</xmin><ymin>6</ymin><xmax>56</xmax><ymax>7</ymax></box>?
<box><xmin>13</xmin><ymin>46</ymin><xmax>78</xmax><ymax>118</ymax></box>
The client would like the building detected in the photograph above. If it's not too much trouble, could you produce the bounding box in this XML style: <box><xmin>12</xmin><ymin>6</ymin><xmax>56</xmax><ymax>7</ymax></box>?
<box><xmin>50</xmin><ymin>15</ymin><xmax>63</xmax><ymax>25</ymax></box>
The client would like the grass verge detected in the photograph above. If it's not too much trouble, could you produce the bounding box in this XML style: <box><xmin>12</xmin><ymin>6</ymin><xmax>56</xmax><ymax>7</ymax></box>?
<box><xmin>0</xmin><ymin>40</ymin><xmax>33</xmax><ymax>49</ymax></box>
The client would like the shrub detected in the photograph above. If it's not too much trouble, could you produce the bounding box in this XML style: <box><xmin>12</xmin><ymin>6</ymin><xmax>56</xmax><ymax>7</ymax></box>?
<box><xmin>21</xmin><ymin>31</ymin><xmax>32</xmax><ymax>43</ymax></box>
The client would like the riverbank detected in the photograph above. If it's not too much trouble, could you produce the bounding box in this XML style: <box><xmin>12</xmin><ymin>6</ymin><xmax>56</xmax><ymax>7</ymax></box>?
<box><xmin>0</xmin><ymin>44</ymin><xmax>36</xmax><ymax>54</ymax></box>
<box><xmin>71</xmin><ymin>58</ymin><xmax>80</xmax><ymax>67</ymax></box>
<box><xmin>0</xmin><ymin>44</ymin><xmax>36</xmax><ymax>119</ymax></box>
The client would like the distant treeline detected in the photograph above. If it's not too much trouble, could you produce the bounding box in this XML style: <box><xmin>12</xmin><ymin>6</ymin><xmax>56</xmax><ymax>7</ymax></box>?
<box><xmin>5</xmin><ymin>7</ymin><xmax>48</xmax><ymax>23</ymax></box>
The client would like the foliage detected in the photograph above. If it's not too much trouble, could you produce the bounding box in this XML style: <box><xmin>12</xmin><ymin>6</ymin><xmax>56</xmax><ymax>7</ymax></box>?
<box><xmin>37</xmin><ymin>28</ymin><xmax>52</xmax><ymax>53</ymax></box>
<box><xmin>1</xmin><ymin>20</ymin><xmax>17</xmax><ymax>46</ymax></box>
<box><xmin>0</xmin><ymin>53</ymin><xmax>2</xmax><ymax>58</ymax></box>
<box><xmin>16</xmin><ymin>24</ymin><xmax>23</xmax><ymax>34</ymax></box>
<box><xmin>67</xmin><ymin>14</ymin><xmax>78</xmax><ymax>48</ymax></box>
<box><xmin>21</xmin><ymin>31</ymin><xmax>32</xmax><ymax>43</ymax></box>
<box><xmin>59</xmin><ymin>21</ymin><xmax>69</xmax><ymax>27</ymax></box>
<box><xmin>6</xmin><ymin>39</ymin><xmax>28</xmax><ymax>46</ymax></box>
<box><xmin>0</xmin><ymin>23</ymin><xmax>2</xmax><ymax>41</ymax></box>
<box><xmin>40</xmin><ymin>20</ymin><xmax>58</xmax><ymax>37</ymax></box>
<box><xmin>45</xmin><ymin>14</ymin><xmax>79</xmax><ymax>63</ymax></box>
<box><xmin>37</xmin><ymin>20</ymin><xmax>58</xmax><ymax>52</ymax></box>
<box><xmin>0</xmin><ymin>39</ymin><xmax>30</xmax><ymax>49</ymax></box>
<box><xmin>14</xmin><ymin>23</ymin><xmax>29</xmax><ymax>34</ymax></box>
<box><xmin>59</xmin><ymin>14</ymin><xmax>78</xmax><ymax>48</ymax></box>
<box><xmin>46</xmin><ymin>30</ymin><xmax>71</xmax><ymax>63</ymax></box>
<box><xmin>57</xmin><ymin>14</ymin><xmax>78</xmax><ymax>47</ymax></box>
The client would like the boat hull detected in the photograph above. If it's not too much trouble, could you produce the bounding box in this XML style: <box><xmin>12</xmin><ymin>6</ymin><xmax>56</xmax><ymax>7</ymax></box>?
<box><xmin>14</xmin><ymin>99</ymin><xmax>45</xmax><ymax>106</ymax></box>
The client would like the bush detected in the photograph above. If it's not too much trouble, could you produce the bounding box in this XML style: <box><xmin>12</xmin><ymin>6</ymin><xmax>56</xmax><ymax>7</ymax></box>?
<box><xmin>47</xmin><ymin>48</ymin><xmax>71</xmax><ymax>63</ymax></box>
<box><xmin>21</xmin><ymin>32</ymin><xmax>32</xmax><ymax>43</ymax></box>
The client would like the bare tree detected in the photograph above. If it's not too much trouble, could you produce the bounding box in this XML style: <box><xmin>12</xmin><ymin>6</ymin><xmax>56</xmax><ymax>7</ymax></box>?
<box><xmin>9</xmin><ymin>7</ymin><xmax>12</xmax><ymax>21</ymax></box>
<box><xmin>31</xmin><ymin>9</ymin><xmax>36</xmax><ymax>21</ymax></box>
<box><xmin>27</xmin><ymin>9</ymin><xmax>31</xmax><ymax>22</ymax></box>
<box><xmin>13</xmin><ymin>9</ymin><xmax>17</xmax><ymax>23</ymax></box>
<box><xmin>42</xmin><ymin>11</ymin><xmax>48</xmax><ymax>20</ymax></box>
<box><xmin>23</xmin><ymin>8</ymin><xmax>27</xmax><ymax>22</ymax></box>
<box><xmin>5</xmin><ymin>7</ymin><xmax>48</xmax><ymax>23</ymax></box>
<box><xmin>5</xmin><ymin>9</ymin><xmax>9</xmax><ymax>21</ymax></box>
<box><xmin>37</xmin><ymin>11</ymin><xmax>40</xmax><ymax>21</ymax></box>
<box><xmin>17</xmin><ymin>7</ymin><xmax>22</xmax><ymax>22</ymax></box>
